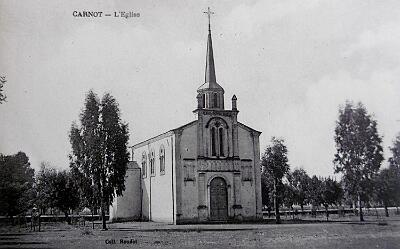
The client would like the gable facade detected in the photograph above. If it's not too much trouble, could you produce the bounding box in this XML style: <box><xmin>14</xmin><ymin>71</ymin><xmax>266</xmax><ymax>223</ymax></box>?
<box><xmin>109</xmin><ymin>16</ymin><xmax>262</xmax><ymax>224</ymax></box>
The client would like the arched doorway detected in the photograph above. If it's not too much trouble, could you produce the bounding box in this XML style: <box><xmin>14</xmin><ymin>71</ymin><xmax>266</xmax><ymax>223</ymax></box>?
<box><xmin>209</xmin><ymin>177</ymin><xmax>228</xmax><ymax>220</ymax></box>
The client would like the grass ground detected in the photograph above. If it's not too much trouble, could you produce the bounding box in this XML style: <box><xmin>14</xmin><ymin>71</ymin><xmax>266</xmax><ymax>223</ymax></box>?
<box><xmin>0</xmin><ymin>214</ymin><xmax>399</xmax><ymax>249</ymax></box>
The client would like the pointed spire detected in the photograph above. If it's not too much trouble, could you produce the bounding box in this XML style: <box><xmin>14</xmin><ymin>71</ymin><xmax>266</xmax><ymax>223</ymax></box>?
<box><xmin>205</xmin><ymin>29</ymin><xmax>216</xmax><ymax>83</ymax></box>
<box><xmin>197</xmin><ymin>7</ymin><xmax>224</xmax><ymax>94</ymax></box>
<box><xmin>204</xmin><ymin>7</ymin><xmax>216</xmax><ymax>84</ymax></box>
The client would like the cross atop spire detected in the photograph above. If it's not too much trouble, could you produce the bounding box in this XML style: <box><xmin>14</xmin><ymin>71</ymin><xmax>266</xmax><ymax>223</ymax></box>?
<box><xmin>203</xmin><ymin>7</ymin><xmax>214</xmax><ymax>33</ymax></box>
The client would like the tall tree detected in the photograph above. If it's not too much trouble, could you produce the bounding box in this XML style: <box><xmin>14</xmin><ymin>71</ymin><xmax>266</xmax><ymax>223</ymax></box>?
<box><xmin>69</xmin><ymin>90</ymin><xmax>129</xmax><ymax>230</ymax></box>
<box><xmin>35</xmin><ymin>164</ymin><xmax>80</xmax><ymax>223</ymax></box>
<box><xmin>321</xmin><ymin>177</ymin><xmax>343</xmax><ymax>221</ymax></box>
<box><xmin>389</xmin><ymin>134</ymin><xmax>400</xmax><ymax>211</ymax></box>
<box><xmin>389</xmin><ymin>133</ymin><xmax>400</xmax><ymax>170</ymax></box>
<box><xmin>0</xmin><ymin>152</ymin><xmax>35</xmax><ymax>223</ymax></box>
<box><xmin>333</xmin><ymin>101</ymin><xmax>384</xmax><ymax>221</ymax></box>
<box><xmin>70</xmin><ymin>165</ymin><xmax>100</xmax><ymax>215</ymax></box>
<box><xmin>52</xmin><ymin>170</ymin><xmax>80</xmax><ymax>224</ymax></box>
<box><xmin>374</xmin><ymin>168</ymin><xmax>397</xmax><ymax>217</ymax></box>
<box><xmin>282</xmin><ymin>182</ymin><xmax>296</xmax><ymax>220</ymax></box>
<box><xmin>0</xmin><ymin>76</ymin><xmax>6</xmax><ymax>103</ymax></box>
<box><xmin>261</xmin><ymin>137</ymin><xmax>290</xmax><ymax>224</ymax></box>
<box><xmin>35</xmin><ymin>162</ymin><xmax>57</xmax><ymax>214</ymax></box>
<box><xmin>308</xmin><ymin>175</ymin><xmax>323</xmax><ymax>210</ymax></box>
<box><xmin>290</xmin><ymin>168</ymin><xmax>310</xmax><ymax>213</ymax></box>
<box><xmin>261</xmin><ymin>171</ymin><xmax>274</xmax><ymax>217</ymax></box>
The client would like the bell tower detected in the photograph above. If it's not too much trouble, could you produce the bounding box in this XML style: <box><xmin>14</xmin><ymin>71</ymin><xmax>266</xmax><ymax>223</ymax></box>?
<box><xmin>194</xmin><ymin>8</ymin><xmax>239</xmax><ymax>159</ymax></box>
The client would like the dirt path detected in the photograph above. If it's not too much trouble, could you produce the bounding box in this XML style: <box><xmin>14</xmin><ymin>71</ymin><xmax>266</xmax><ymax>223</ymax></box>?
<box><xmin>1</xmin><ymin>219</ymin><xmax>399</xmax><ymax>249</ymax></box>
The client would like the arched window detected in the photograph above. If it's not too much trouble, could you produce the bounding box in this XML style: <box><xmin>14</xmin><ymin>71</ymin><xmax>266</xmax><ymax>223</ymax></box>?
<box><xmin>211</xmin><ymin>127</ymin><xmax>217</xmax><ymax>156</ymax></box>
<box><xmin>141</xmin><ymin>152</ymin><xmax>147</xmax><ymax>178</ymax></box>
<box><xmin>150</xmin><ymin>150</ymin><xmax>155</xmax><ymax>176</ymax></box>
<box><xmin>208</xmin><ymin>118</ymin><xmax>228</xmax><ymax>158</ymax></box>
<box><xmin>202</xmin><ymin>94</ymin><xmax>206</xmax><ymax>108</ymax></box>
<box><xmin>219</xmin><ymin>127</ymin><xmax>224</xmax><ymax>156</ymax></box>
<box><xmin>159</xmin><ymin>145</ymin><xmax>165</xmax><ymax>174</ymax></box>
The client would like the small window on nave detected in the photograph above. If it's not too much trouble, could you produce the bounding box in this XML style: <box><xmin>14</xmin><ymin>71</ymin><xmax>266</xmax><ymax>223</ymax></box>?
<box><xmin>142</xmin><ymin>152</ymin><xmax>147</xmax><ymax>178</ymax></box>
<box><xmin>159</xmin><ymin>145</ymin><xmax>165</xmax><ymax>175</ymax></box>
<box><xmin>150</xmin><ymin>150</ymin><xmax>155</xmax><ymax>176</ymax></box>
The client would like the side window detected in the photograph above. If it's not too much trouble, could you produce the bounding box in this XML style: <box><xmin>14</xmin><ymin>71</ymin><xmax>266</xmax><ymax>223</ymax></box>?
<box><xmin>159</xmin><ymin>145</ymin><xmax>165</xmax><ymax>175</ymax></box>
<box><xmin>142</xmin><ymin>152</ymin><xmax>147</xmax><ymax>178</ymax></box>
<box><xmin>150</xmin><ymin>150</ymin><xmax>155</xmax><ymax>176</ymax></box>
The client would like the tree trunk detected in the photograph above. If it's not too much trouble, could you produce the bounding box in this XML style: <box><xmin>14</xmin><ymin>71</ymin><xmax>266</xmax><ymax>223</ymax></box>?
<box><xmin>9</xmin><ymin>215</ymin><xmax>14</xmax><ymax>226</ymax></box>
<box><xmin>292</xmin><ymin>207</ymin><xmax>295</xmax><ymax>220</ymax></box>
<box><xmin>384</xmin><ymin>205</ymin><xmax>389</xmax><ymax>217</ymax></box>
<box><xmin>274</xmin><ymin>178</ymin><xmax>281</xmax><ymax>224</ymax></box>
<box><xmin>100</xmin><ymin>185</ymin><xmax>107</xmax><ymax>230</ymax></box>
<box><xmin>325</xmin><ymin>205</ymin><xmax>329</xmax><ymax>221</ymax></box>
<box><xmin>101</xmin><ymin>203</ymin><xmax>106</xmax><ymax>230</ymax></box>
<box><xmin>358</xmin><ymin>194</ymin><xmax>364</xmax><ymax>222</ymax></box>
<box><xmin>300</xmin><ymin>204</ymin><xmax>304</xmax><ymax>215</ymax></box>
<box><xmin>65</xmin><ymin>212</ymin><xmax>71</xmax><ymax>225</ymax></box>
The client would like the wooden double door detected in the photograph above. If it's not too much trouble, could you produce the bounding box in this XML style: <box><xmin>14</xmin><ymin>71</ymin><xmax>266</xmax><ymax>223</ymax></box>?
<box><xmin>209</xmin><ymin>177</ymin><xmax>228</xmax><ymax>221</ymax></box>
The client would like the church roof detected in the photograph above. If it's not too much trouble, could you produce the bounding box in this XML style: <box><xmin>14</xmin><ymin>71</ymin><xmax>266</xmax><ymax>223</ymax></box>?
<box><xmin>237</xmin><ymin>122</ymin><xmax>262</xmax><ymax>134</ymax></box>
<box><xmin>131</xmin><ymin>121</ymin><xmax>197</xmax><ymax>149</ymax></box>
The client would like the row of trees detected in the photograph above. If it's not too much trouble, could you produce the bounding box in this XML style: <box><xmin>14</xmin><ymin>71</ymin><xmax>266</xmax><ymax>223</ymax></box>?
<box><xmin>0</xmin><ymin>155</ymin><xmax>92</xmax><ymax>225</ymax></box>
<box><xmin>35</xmin><ymin>163</ymin><xmax>80</xmax><ymax>224</ymax></box>
<box><xmin>261</xmin><ymin>139</ymin><xmax>343</xmax><ymax>223</ymax></box>
<box><xmin>0</xmin><ymin>91</ymin><xmax>130</xmax><ymax>230</ymax></box>
<box><xmin>261</xmin><ymin>102</ymin><xmax>400</xmax><ymax>223</ymax></box>
<box><xmin>0</xmin><ymin>152</ymin><xmax>35</xmax><ymax>220</ymax></box>
<box><xmin>0</xmin><ymin>76</ymin><xmax>6</xmax><ymax>104</ymax></box>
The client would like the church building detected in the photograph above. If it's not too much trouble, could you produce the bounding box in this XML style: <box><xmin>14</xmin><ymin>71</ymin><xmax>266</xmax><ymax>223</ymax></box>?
<box><xmin>110</xmin><ymin>10</ymin><xmax>263</xmax><ymax>224</ymax></box>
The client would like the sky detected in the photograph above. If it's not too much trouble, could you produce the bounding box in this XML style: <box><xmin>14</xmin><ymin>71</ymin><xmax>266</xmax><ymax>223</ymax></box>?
<box><xmin>0</xmin><ymin>0</ymin><xmax>399</xmax><ymax>177</ymax></box>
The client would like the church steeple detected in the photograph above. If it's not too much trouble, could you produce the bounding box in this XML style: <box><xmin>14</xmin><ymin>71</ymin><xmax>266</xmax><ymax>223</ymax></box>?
<box><xmin>205</xmin><ymin>8</ymin><xmax>216</xmax><ymax>84</ymax></box>
<box><xmin>197</xmin><ymin>7</ymin><xmax>225</xmax><ymax>110</ymax></box>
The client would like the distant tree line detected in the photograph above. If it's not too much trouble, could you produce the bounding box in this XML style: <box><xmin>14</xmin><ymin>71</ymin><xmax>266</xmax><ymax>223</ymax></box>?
<box><xmin>261</xmin><ymin>101</ymin><xmax>400</xmax><ymax>223</ymax></box>
<box><xmin>0</xmin><ymin>91</ymin><xmax>129</xmax><ymax>230</ymax></box>
<box><xmin>0</xmin><ymin>75</ymin><xmax>6</xmax><ymax>104</ymax></box>
<box><xmin>1</xmin><ymin>96</ymin><xmax>399</xmax><ymax>227</ymax></box>
<box><xmin>261</xmin><ymin>140</ymin><xmax>343</xmax><ymax>223</ymax></box>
